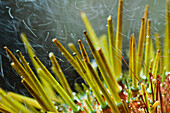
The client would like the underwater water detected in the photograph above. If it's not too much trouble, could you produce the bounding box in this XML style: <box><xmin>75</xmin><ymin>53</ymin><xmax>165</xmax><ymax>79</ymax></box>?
<box><xmin>0</xmin><ymin>0</ymin><xmax>166</xmax><ymax>96</ymax></box>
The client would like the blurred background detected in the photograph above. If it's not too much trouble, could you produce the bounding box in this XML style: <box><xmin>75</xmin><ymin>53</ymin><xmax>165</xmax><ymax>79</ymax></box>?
<box><xmin>0</xmin><ymin>0</ymin><xmax>166</xmax><ymax>96</ymax></box>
